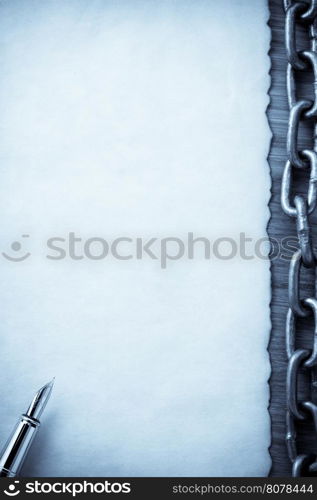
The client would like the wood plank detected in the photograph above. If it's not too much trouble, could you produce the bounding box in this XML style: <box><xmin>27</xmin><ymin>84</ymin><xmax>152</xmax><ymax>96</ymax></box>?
<box><xmin>268</xmin><ymin>0</ymin><xmax>317</xmax><ymax>476</ymax></box>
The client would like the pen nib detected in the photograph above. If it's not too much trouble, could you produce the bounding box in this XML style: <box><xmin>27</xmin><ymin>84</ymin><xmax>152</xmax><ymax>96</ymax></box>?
<box><xmin>26</xmin><ymin>378</ymin><xmax>54</xmax><ymax>420</ymax></box>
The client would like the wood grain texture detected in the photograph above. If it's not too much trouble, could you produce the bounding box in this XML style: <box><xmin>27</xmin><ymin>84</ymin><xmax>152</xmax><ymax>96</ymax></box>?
<box><xmin>268</xmin><ymin>0</ymin><xmax>317</xmax><ymax>477</ymax></box>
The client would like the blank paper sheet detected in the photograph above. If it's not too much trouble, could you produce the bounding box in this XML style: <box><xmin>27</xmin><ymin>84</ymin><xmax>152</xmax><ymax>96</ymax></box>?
<box><xmin>0</xmin><ymin>0</ymin><xmax>271</xmax><ymax>476</ymax></box>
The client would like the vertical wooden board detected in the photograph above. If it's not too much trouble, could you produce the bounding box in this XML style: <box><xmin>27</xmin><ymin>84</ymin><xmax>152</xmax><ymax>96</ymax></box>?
<box><xmin>268</xmin><ymin>0</ymin><xmax>317</xmax><ymax>476</ymax></box>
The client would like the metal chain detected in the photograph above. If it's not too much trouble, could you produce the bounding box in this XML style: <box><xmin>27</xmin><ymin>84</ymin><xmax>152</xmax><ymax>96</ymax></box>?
<box><xmin>283</xmin><ymin>0</ymin><xmax>317</xmax><ymax>477</ymax></box>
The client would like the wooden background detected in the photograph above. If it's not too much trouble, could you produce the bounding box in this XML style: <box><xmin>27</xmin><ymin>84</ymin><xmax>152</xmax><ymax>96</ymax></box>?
<box><xmin>268</xmin><ymin>0</ymin><xmax>317</xmax><ymax>476</ymax></box>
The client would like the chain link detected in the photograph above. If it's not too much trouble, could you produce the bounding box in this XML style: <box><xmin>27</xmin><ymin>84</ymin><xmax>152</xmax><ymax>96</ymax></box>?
<box><xmin>282</xmin><ymin>0</ymin><xmax>317</xmax><ymax>477</ymax></box>
<box><xmin>281</xmin><ymin>151</ymin><xmax>317</xmax><ymax>217</ymax></box>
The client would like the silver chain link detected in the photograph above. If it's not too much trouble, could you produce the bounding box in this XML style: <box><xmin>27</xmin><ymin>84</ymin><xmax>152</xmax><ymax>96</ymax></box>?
<box><xmin>283</xmin><ymin>0</ymin><xmax>317</xmax><ymax>477</ymax></box>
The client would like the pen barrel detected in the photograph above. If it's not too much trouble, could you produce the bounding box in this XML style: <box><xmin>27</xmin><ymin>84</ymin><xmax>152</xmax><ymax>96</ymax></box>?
<box><xmin>0</xmin><ymin>414</ymin><xmax>40</xmax><ymax>477</ymax></box>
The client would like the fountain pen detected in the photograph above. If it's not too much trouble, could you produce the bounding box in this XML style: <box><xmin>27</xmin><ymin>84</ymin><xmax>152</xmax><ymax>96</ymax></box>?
<box><xmin>0</xmin><ymin>379</ymin><xmax>54</xmax><ymax>477</ymax></box>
